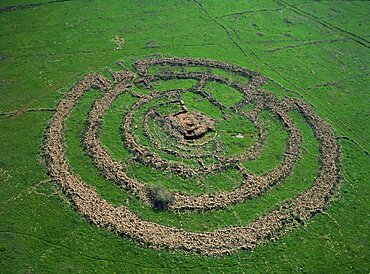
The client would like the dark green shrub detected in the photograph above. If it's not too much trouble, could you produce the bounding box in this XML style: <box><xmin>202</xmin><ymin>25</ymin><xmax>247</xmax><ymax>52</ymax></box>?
<box><xmin>146</xmin><ymin>185</ymin><xmax>174</xmax><ymax>210</ymax></box>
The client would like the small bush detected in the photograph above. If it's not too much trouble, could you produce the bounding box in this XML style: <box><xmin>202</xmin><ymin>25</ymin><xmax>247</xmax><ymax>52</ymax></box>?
<box><xmin>146</xmin><ymin>185</ymin><xmax>174</xmax><ymax>210</ymax></box>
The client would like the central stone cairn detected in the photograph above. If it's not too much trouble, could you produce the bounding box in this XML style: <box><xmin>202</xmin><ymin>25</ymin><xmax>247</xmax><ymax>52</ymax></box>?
<box><xmin>164</xmin><ymin>105</ymin><xmax>215</xmax><ymax>141</ymax></box>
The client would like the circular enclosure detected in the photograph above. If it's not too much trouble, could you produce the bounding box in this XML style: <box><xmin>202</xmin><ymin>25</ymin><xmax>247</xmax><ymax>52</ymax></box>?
<box><xmin>43</xmin><ymin>58</ymin><xmax>339</xmax><ymax>255</ymax></box>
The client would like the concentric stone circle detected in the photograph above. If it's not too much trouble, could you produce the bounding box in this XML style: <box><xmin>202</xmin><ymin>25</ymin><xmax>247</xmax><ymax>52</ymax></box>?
<box><xmin>43</xmin><ymin>58</ymin><xmax>339</xmax><ymax>255</ymax></box>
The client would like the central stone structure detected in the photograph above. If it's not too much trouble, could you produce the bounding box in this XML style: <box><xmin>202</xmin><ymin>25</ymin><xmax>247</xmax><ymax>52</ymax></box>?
<box><xmin>165</xmin><ymin>110</ymin><xmax>214</xmax><ymax>140</ymax></box>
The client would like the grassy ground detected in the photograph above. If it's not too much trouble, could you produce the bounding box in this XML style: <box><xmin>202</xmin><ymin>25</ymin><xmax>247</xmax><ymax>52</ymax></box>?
<box><xmin>0</xmin><ymin>0</ymin><xmax>369</xmax><ymax>273</ymax></box>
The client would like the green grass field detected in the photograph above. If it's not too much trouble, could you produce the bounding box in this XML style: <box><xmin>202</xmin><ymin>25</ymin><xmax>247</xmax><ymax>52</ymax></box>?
<box><xmin>0</xmin><ymin>0</ymin><xmax>369</xmax><ymax>272</ymax></box>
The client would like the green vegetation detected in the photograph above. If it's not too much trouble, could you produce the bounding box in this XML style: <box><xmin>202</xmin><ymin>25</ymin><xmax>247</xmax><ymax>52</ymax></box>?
<box><xmin>100</xmin><ymin>92</ymin><xmax>136</xmax><ymax>161</ymax></box>
<box><xmin>182</xmin><ymin>91</ymin><xmax>224</xmax><ymax>119</ymax></box>
<box><xmin>243</xmin><ymin>111</ymin><xmax>288</xmax><ymax>175</ymax></box>
<box><xmin>0</xmin><ymin>0</ymin><xmax>368</xmax><ymax>273</ymax></box>
<box><xmin>204</xmin><ymin>81</ymin><xmax>244</xmax><ymax>107</ymax></box>
<box><xmin>146</xmin><ymin>184</ymin><xmax>174</xmax><ymax>210</ymax></box>
<box><xmin>151</xmin><ymin>78</ymin><xmax>197</xmax><ymax>91</ymax></box>
<box><xmin>65</xmin><ymin>90</ymin><xmax>128</xmax><ymax>207</ymax></box>
<box><xmin>216</xmin><ymin>110</ymin><xmax>257</xmax><ymax>157</ymax></box>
